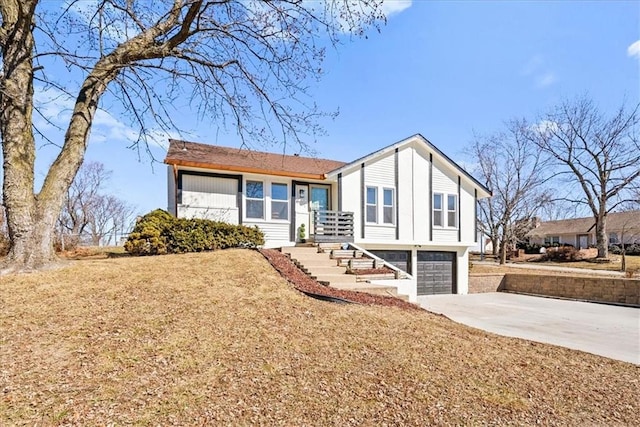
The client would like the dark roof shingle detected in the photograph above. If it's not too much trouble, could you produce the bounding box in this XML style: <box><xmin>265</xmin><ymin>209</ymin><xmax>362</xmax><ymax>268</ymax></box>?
<box><xmin>528</xmin><ymin>210</ymin><xmax>640</xmax><ymax>237</ymax></box>
<box><xmin>164</xmin><ymin>139</ymin><xmax>346</xmax><ymax>179</ymax></box>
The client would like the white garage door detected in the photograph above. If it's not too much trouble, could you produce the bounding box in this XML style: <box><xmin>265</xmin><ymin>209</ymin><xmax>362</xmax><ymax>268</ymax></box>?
<box><xmin>181</xmin><ymin>174</ymin><xmax>239</xmax><ymax>223</ymax></box>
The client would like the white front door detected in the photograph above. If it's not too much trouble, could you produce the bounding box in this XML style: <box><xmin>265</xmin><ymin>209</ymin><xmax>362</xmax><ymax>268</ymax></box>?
<box><xmin>578</xmin><ymin>234</ymin><xmax>589</xmax><ymax>249</ymax></box>
<box><xmin>294</xmin><ymin>184</ymin><xmax>309</xmax><ymax>242</ymax></box>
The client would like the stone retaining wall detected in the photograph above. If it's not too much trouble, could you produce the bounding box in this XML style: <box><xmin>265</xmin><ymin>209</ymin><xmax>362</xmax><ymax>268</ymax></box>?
<box><xmin>468</xmin><ymin>274</ymin><xmax>505</xmax><ymax>293</ymax></box>
<box><xmin>469</xmin><ymin>272</ymin><xmax>640</xmax><ymax>306</ymax></box>
<box><xmin>502</xmin><ymin>274</ymin><xmax>639</xmax><ymax>306</ymax></box>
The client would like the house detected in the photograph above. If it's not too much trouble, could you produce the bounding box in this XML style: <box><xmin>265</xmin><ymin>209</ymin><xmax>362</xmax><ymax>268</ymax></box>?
<box><xmin>164</xmin><ymin>134</ymin><xmax>492</xmax><ymax>296</ymax></box>
<box><xmin>527</xmin><ymin>210</ymin><xmax>640</xmax><ymax>249</ymax></box>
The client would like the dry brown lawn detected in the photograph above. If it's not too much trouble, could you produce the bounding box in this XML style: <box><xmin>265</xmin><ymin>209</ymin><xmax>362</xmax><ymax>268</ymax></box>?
<box><xmin>472</xmin><ymin>255</ymin><xmax>640</xmax><ymax>277</ymax></box>
<box><xmin>1</xmin><ymin>249</ymin><xmax>638</xmax><ymax>425</ymax></box>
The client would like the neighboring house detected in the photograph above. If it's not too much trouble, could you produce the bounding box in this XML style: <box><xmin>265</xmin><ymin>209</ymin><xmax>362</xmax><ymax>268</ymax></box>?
<box><xmin>527</xmin><ymin>210</ymin><xmax>640</xmax><ymax>249</ymax></box>
<box><xmin>470</xmin><ymin>231</ymin><xmax>494</xmax><ymax>254</ymax></box>
<box><xmin>164</xmin><ymin>134</ymin><xmax>492</xmax><ymax>295</ymax></box>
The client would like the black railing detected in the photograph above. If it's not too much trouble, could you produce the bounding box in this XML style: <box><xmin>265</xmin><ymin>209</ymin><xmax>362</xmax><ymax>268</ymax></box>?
<box><xmin>313</xmin><ymin>210</ymin><xmax>354</xmax><ymax>243</ymax></box>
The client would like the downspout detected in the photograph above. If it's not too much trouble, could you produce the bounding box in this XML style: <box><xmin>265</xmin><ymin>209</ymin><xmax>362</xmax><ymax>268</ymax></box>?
<box><xmin>173</xmin><ymin>163</ymin><xmax>179</xmax><ymax>217</ymax></box>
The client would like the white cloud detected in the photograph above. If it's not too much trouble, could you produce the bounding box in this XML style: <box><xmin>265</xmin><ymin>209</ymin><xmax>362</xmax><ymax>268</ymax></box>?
<box><xmin>532</xmin><ymin>119</ymin><xmax>559</xmax><ymax>135</ymax></box>
<box><xmin>381</xmin><ymin>0</ymin><xmax>412</xmax><ymax>17</ymax></box>
<box><xmin>536</xmin><ymin>72</ymin><xmax>556</xmax><ymax>88</ymax></box>
<box><xmin>627</xmin><ymin>40</ymin><xmax>640</xmax><ymax>59</ymax></box>
<box><xmin>521</xmin><ymin>55</ymin><xmax>557</xmax><ymax>89</ymax></box>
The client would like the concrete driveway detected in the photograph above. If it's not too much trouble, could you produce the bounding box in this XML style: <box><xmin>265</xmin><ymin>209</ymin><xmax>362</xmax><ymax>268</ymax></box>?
<box><xmin>417</xmin><ymin>293</ymin><xmax>640</xmax><ymax>365</ymax></box>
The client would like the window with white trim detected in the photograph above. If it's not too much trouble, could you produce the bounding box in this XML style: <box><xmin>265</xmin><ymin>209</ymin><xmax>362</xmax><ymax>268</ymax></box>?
<box><xmin>366</xmin><ymin>186</ymin><xmax>377</xmax><ymax>223</ymax></box>
<box><xmin>447</xmin><ymin>194</ymin><xmax>458</xmax><ymax>228</ymax></box>
<box><xmin>271</xmin><ymin>183</ymin><xmax>289</xmax><ymax>220</ymax></box>
<box><xmin>246</xmin><ymin>180</ymin><xmax>264</xmax><ymax>219</ymax></box>
<box><xmin>433</xmin><ymin>193</ymin><xmax>443</xmax><ymax>227</ymax></box>
<box><xmin>544</xmin><ymin>236</ymin><xmax>560</xmax><ymax>245</ymax></box>
<box><xmin>609</xmin><ymin>233</ymin><xmax>619</xmax><ymax>244</ymax></box>
<box><xmin>383</xmin><ymin>188</ymin><xmax>395</xmax><ymax>224</ymax></box>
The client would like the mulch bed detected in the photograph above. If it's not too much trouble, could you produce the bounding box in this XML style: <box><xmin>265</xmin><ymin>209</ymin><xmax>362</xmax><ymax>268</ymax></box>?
<box><xmin>259</xmin><ymin>249</ymin><xmax>421</xmax><ymax>310</ymax></box>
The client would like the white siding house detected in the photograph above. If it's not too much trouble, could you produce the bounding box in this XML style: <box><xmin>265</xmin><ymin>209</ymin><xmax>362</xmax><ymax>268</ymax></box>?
<box><xmin>165</xmin><ymin>134</ymin><xmax>492</xmax><ymax>297</ymax></box>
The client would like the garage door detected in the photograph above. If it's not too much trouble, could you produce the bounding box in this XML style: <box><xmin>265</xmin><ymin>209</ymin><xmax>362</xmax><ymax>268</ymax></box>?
<box><xmin>180</xmin><ymin>174</ymin><xmax>240</xmax><ymax>224</ymax></box>
<box><xmin>416</xmin><ymin>251</ymin><xmax>456</xmax><ymax>295</ymax></box>
<box><xmin>369</xmin><ymin>250</ymin><xmax>410</xmax><ymax>274</ymax></box>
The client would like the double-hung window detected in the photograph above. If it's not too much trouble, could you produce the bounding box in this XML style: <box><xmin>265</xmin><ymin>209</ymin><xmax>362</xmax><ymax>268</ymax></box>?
<box><xmin>433</xmin><ymin>193</ymin><xmax>443</xmax><ymax>226</ymax></box>
<box><xmin>383</xmin><ymin>188</ymin><xmax>395</xmax><ymax>224</ymax></box>
<box><xmin>271</xmin><ymin>183</ymin><xmax>288</xmax><ymax>220</ymax></box>
<box><xmin>366</xmin><ymin>186</ymin><xmax>377</xmax><ymax>223</ymax></box>
<box><xmin>246</xmin><ymin>180</ymin><xmax>264</xmax><ymax>219</ymax></box>
<box><xmin>447</xmin><ymin>194</ymin><xmax>458</xmax><ymax>228</ymax></box>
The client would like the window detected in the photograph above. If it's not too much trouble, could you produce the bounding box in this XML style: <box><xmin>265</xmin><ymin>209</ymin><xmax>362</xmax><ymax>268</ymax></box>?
<box><xmin>271</xmin><ymin>183</ymin><xmax>288</xmax><ymax>220</ymax></box>
<box><xmin>246</xmin><ymin>180</ymin><xmax>264</xmax><ymax>219</ymax></box>
<box><xmin>383</xmin><ymin>188</ymin><xmax>395</xmax><ymax>224</ymax></box>
<box><xmin>447</xmin><ymin>194</ymin><xmax>458</xmax><ymax>228</ymax></box>
<box><xmin>609</xmin><ymin>233</ymin><xmax>619</xmax><ymax>244</ymax></box>
<box><xmin>433</xmin><ymin>193</ymin><xmax>443</xmax><ymax>226</ymax></box>
<box><xmin>366</xmin><ymin>186</ymin><xmax>377</xmax><ymax>223</ymax></box>
<box><xmin>544</xmin><ymin>236</ymin><xmax>560</xmax><ymax>245</ymax></box>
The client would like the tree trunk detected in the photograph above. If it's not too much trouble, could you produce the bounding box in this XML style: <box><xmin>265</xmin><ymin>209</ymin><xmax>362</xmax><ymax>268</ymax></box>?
<box><xmin>0</xmin><ymin>1</ymin><xmax>57</xmax><ymax>271</ymax></box>
<box><xmin>3</xmin><ymin>208</ymin><xmax>58</xmax><ymax>270</ymax></box>
<box><xmin>1</xmin><ymin>0</ymin><xmax>113</xmax><ymax>270</ymax></box>
<box><xmin>499</xmin><ymin>239</ymin><xmax>508</xmax><ymax>265</ymax></box>
<box><xmin>491</xmin><ymin>237</ymin><xmax>499</xmax><ymax>256</ymax></box>
<box><xmin>594</xmin><ymin>215</ymin><xmax>608</xmax><ymax>259</ymax></box>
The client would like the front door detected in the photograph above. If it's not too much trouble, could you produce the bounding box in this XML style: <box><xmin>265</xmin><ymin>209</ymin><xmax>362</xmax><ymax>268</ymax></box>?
<box><xmin>294</xmin><ymin>184</ymin><xmax>309</xmax><ymax>242</ymax></box>
<box><xmin>578</xmin><ymin>234</ymin><xmax>589</xmax><ymax>249</ymax></box>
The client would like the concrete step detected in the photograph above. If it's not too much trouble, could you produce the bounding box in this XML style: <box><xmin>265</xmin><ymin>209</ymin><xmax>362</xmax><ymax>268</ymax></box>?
<box><xmin>303</xmin><ymin>266</ymin><xmax>348</xmax><ymax>275</ymax></box>
<box><xmin>331</xmin><ymin>282</ymin><xmax>400</xmax><ymax>297</ymax></box>
<box><xmin>313</xmin><ymin>274</ymin><xmax>358</xmax><ymax>284</ymax></box>
<box><xmin>282</xmin><ymin>247</ymin><xmax>322</xmax><ymax>256</ymax></box>
<box><xmin>355</xmin><ymin>273</ymin><xmax>397</xmax><ymax>281</ymax></box>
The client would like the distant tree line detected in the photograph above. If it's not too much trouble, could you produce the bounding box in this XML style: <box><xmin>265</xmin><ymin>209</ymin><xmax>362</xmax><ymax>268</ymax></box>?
<box><xmin>1</xmin><ymin>161</ymin><xmax>136</xmax><ymax>254</ymax></box>
<box><xmin>471</xmin><ymin>95</ymin><xmax>639</xmax><ymax>264</ymax></box>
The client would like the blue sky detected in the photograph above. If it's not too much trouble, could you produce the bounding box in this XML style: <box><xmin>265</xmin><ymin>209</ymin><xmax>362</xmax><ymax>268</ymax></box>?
<box><xmin>30</xmin><ymin>0</ymin><xmax>640</xmax><ymax>217</ymax></box>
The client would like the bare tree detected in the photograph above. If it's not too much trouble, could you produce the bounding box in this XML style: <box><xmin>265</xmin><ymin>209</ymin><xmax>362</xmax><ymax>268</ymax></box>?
<box><xmin>88</xmin><ymin>194</ymin><xmax>136</xmax><ymax>246</ymax></box>
<box><xmin>58</xmin><ymin>161</ymin><xmax>111</xmax><ymax>241</ymax></box>
<box><xmin>0</xmin><ymin>1</ymin><xmax>385</xmax><ymax>270</ymax></box>
<box><xmin>58</xmin><ymin>161</ymin><xmax>135</xmax><ymax>247</ymax></box>
<box><xmin>532</xmin><ymin>97</ymin><xmax>640</xmax><ymax>259</ymax></box>
<box><xmin>471</xmin><ymin>119</ymin><xmax>552</xmax><ymax>264</ymax></box>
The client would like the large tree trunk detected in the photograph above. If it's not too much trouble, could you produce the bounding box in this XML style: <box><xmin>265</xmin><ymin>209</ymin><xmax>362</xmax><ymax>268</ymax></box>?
<box><xmin>0</xmin><ymin>1</ymin><xmax>58</xmax><ymax>270</ymax></box>
<box><xmin>499</xmin><ymin>239</ymin><xmax>508</xmax><ymax>265</ymax></box>
<box><xmin>1</xmin><ymin>1</ymin><xmax>111</xmax><ymax>271</ymax></box>
<box><xmin>594</xmin><ymin>213</ymin><xmax>608</xmax><ymax>259</ymax></box>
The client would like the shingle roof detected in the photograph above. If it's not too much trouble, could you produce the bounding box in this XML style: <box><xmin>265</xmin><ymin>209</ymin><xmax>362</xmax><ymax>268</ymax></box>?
<box><xmin>528</xmin><ymin>210</ymin><xmax>640</xmax><ymax>237</ymax></box>
<box><xmin>164</xmin><ymin>139</ymin><xmax>346</xmax><ymax>179</ymax></box>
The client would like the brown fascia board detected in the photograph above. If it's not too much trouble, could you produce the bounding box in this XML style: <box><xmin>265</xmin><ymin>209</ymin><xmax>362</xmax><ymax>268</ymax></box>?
<box><xmin>165</xmin><ymin>158</ymin><xmax>328</xmax><ymax>181</ymax></box>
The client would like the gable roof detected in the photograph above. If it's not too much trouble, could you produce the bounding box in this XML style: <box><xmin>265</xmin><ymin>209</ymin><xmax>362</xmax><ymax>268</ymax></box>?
<box><xmin>164</xmin><ymin>139</ymin><xmax>346</xmax><ymax>180</ymax></box>
<box><xmin>324</xmin><ymin>134</ymin><xmax>492</xmax><ymax>198</ymax></box>
<box><xmin>528</xmin><ymin>210</ymin><xmax>640</xmax><ymax>237</ymax></box>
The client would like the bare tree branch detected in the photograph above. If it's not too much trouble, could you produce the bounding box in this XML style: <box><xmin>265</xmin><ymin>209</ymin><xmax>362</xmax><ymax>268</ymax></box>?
<box><xmin>531</xmin><ymin>96</ymin><xmax>640</xmax><ymax>258</ymax></box>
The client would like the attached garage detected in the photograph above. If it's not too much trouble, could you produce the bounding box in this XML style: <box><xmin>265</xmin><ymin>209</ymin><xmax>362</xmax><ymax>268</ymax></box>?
<box><xmin>370</xmin><ymin>250</ymin><xmax>457</xmax><ymax>295</ymax></box>
<box><xmin>178</xmin><ymin>172</ymin><xmax>241</xmax><ymax>224</ymax></box>
<box><xmin>369</xmin><ymin>250</ymin><xmax>410</xmax><ymax>274</ymax></box>
<box><xmin>416</xmin><ymin>251</ymin><xmax>456</xmax><ymax>295</ymax></box>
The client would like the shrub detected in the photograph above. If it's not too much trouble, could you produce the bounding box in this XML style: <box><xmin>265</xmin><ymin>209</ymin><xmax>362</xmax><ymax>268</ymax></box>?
<box><xmin>544</xmin><ymin>245</ymin><xmax>581</xmax><ymax>262</ymax></box>
<box><xmin>609</xmin><ymin>244</ymin><xmax>622</xmax><ymax>255</ymax></box>
<box><xmin>624</xmin><ymin>243</ymin><xmax>640</xmax><ymax>256</ymax></box>
<box><xmin>519</xmin><ymin>243</ymin><xmax>543</xmax><ymax>254</ymax></box>
<box><xmin>125</xmin><ymin>209</ymin><xmax>264</xmax><ymax>256</ymax></box>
